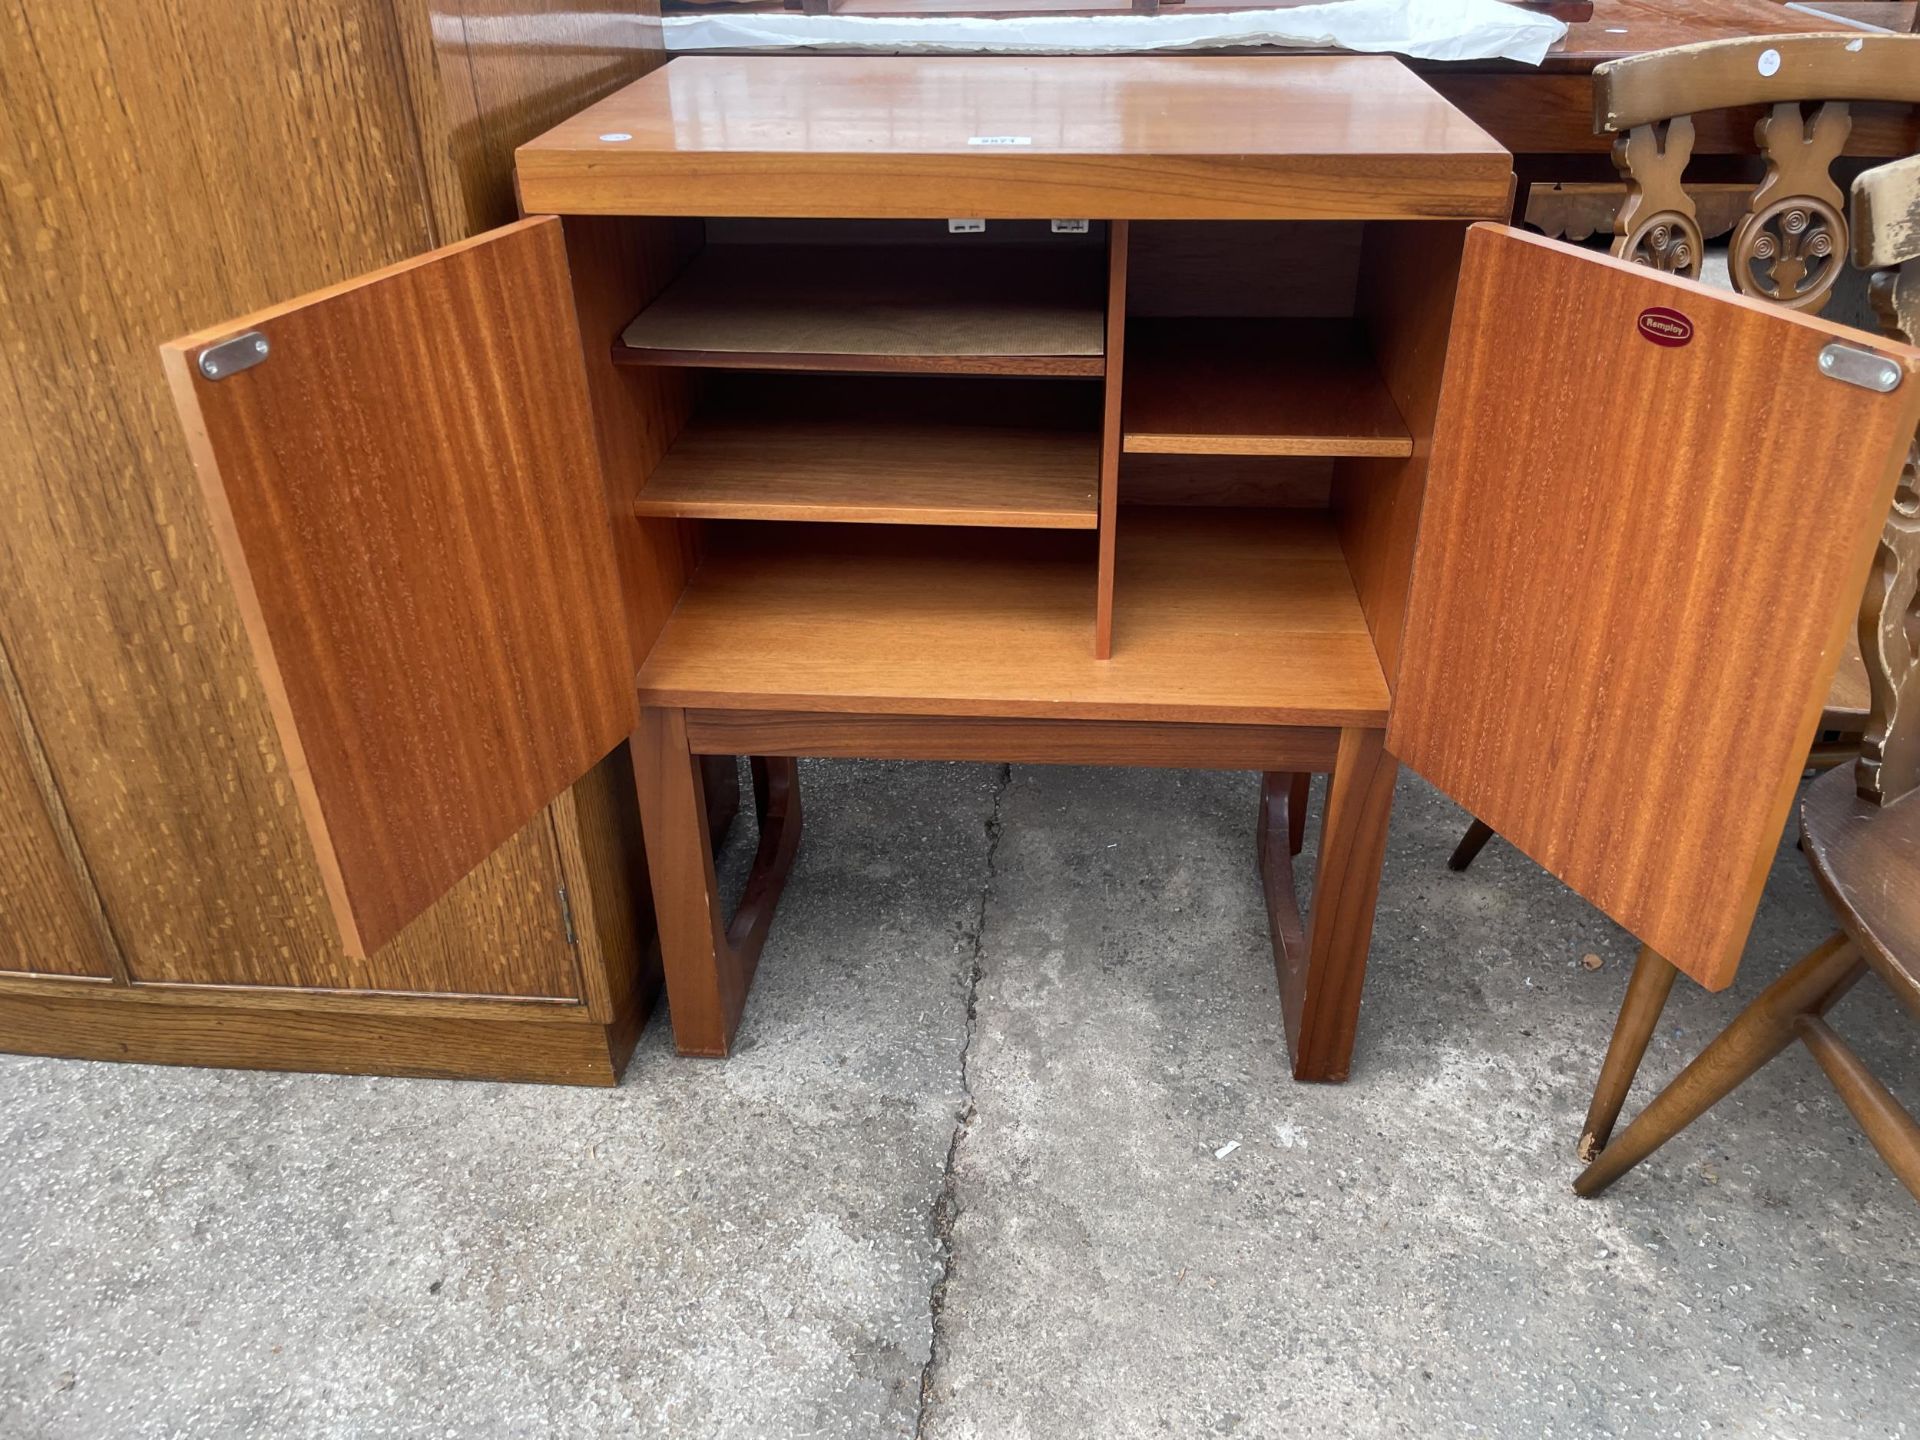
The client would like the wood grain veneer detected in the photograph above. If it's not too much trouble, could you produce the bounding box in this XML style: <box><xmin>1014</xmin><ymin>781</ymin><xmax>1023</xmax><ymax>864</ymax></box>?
<box><xmin>1095</xmin><ymin>221</ymin><xmax>1131</xmax><ymax>657</ymax></box>
<box><xmin>162</xmin><ymin>218</ymin><xmax>635</xmax><ymax>959</ymax></box>
<box><xmin>0</xmin><ymin>692</ymin><xmax>113</xmax><ymax>979</ymax></box>
<box><xmin>1387</xmin><ymin>225</ymin><xmax>1920</xmax><ymax>991</ymax></box>
<box><xmin>0</xmin><ymin>0</ymin><xmax>663</xmax><ymax>1002</ymax></box>
<box><xmin>638</xmin><ymin>510</ymin><xmax>1389</xmax><ymax>726</ymax></box>
<box><xmin>682</xmin><ymin>712</ymin><xmax>1343</xmax><ymax>771</ymax></box>
<box><xmin>634</xmin><ymin>416</ymin><xmax>1099</xmax><ymax>527</ymax></box>
<box><xmin>516</xmin><ymin>57</ymin><xmax>1514</xmax><ymax>221</ymax></box>
<box><xmin>615</xmin><ymin>243</ymin><xmax>1105</xmax><ymax>375</ymax></box>
<box><xmin>1122</xmin><ymin>320</ymin><xmax>1412</xmax><ymax>459</ymax></box>
<box><xmin>0</xmin><ymin>991</ymin><xmax>634</xmax><ymax>1085</ymax></box>
<box><xmin>1334</xmin><ymin>222</ymin><xmax>1472</xmax><ymax>690</ymax></box>
<box><xmin>1119</xmin><ymin>456</ymin><xmax>1333</xmax><ymax>509</ymax></box>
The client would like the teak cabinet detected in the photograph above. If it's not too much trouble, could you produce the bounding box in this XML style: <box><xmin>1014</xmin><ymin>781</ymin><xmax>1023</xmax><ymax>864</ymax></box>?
<box><xmin>164</xmin><ymin>56</ymin><xmax>1920</xmax><ymax>1083</ymax></box>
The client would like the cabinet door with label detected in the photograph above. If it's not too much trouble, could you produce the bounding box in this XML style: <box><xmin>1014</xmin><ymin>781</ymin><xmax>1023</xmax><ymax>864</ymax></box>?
<box><xmin>1390</xmin><ymin>225</ymin><xmax>1920</xmax><ymax>988</ymax></box>
<box><xmin>163</xmin><ymin>217</ymin><xmax>635</xmax><ymax>958</ymax></box>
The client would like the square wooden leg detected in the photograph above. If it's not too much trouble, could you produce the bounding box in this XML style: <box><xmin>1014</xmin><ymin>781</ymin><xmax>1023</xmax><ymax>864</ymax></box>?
<box><xmin>1260</xmin><ymin>727</ymin><xmax>1397</xmax><ymax>1082</ymax></box>
<box><xmin>634</xmin><ymin>706</ymin><xmax>802</xmax><ymax>1057</ymax></box>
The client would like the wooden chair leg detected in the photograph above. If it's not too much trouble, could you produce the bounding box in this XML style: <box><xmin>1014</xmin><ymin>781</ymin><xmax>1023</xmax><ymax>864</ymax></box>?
<box><xmin>1447</xmin><ymin>817</ymin><xmax>1496</xmax><ymax>871</ymax></box>
<box><xmin>1578</xmin><ymin>944</ymin><xmax>1681</xmax><ymax>1161</ymax></box>
<box><xmin>1575</xmin><ymin>932</ymin><xmax>1864</xmax><ymax>1197</ymax></box>
<box><xmin>1794</xmin><ymin>1013</ymin><xmax>1920</xmax><ymax>1203</ymax></box>
<box><xmin>1261</xmin><ymin>730</ymin><xmax>1396</xmax><ymax>1083</ymax></box>
<box><xmin>634</xmin><ymin>707</ymin><xmax>803</xmax><ymax>1057</ymax></box>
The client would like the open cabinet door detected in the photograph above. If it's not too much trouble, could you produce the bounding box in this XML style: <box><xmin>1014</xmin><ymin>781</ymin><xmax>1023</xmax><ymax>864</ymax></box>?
<box><xmin>1389</xmin><ymin>225</ymin><xmax>1920</xmax><ymax>990</ymax></box>
<box><xmin>162</xmin><ymin>217</ymin><xmax>635</xmax><ymax>959</ymax></box>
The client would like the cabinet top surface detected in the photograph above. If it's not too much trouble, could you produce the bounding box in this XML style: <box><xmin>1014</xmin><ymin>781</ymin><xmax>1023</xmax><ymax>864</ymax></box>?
<box><xmin>517</xmin><ymin>56</ymin><xmax>1511</xmax><ymax>219</ymax></box>
<box><xmin>524</xmin><ymin>55</ymin><xmax>1507</xmax><ymax>161</ymax></box>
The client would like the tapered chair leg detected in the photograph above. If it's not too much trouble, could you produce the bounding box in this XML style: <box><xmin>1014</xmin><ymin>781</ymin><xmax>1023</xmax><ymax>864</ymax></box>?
<box><xmin>1575</xmin><ymin>932</ymin><xmax>1865</xmax><ymax>1197</ymax></box>
<box><xmin>1579</xmin><ymin>944</ymin><xmax>1681</xmax><ymax>1161</ymax></box>
<box><xmin>1794</xmin><ymin>1013</ymin><xmax>1920</xmax><ymax>1203</ymax></box>
<box><xmin>1447</xmin><ymin>818</ymin><xmax>1496</xmax><ymax>871</ymax></box>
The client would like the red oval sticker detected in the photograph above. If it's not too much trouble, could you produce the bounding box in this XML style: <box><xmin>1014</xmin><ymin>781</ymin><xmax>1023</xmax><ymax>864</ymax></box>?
<box><xmin>1637</xmin><ymin>307</ymin><xmax>1694</xmax><ymax>347</ymax></box>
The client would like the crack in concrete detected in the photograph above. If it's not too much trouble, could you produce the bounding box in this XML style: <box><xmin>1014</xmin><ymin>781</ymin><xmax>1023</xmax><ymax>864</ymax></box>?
<box><xmin>914</xmin><ymin>762</ymin><xmax>1011</xmax><ymax>1440</ymax></box>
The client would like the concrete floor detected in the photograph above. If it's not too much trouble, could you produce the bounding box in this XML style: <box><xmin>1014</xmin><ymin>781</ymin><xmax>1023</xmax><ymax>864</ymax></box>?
<box><xmin>1</xmin><ymin>761</ymin><xmax>1916</xmax><ymax>1439</ymax></box>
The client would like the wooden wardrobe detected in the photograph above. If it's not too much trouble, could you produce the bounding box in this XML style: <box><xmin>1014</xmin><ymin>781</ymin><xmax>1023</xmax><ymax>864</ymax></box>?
<box><xmin>0</xmin><ymin>0</ymin><xmax>677</xmax><ymax>1081</ymax></box>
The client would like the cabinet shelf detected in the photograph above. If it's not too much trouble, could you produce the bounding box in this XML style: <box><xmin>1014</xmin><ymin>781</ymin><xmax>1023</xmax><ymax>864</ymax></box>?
<box><xmin>1122</xmin><ymin>319</ymin><xmax>1412</xmax><ymax>458</ymax></box>
<box><xmin>634</xmin><ymin>414</ymin><xmax>1099</xmax><ymax>528</ymax></box>
<box><xmin>636</xmin><ymin>509</ymin><xmax>1390</xmax><ymax>726</ymax></box>
<box><xmin>615</xmin><ymin>243</ymin><xmax>1107</xmax><ymax>377</ymax></box>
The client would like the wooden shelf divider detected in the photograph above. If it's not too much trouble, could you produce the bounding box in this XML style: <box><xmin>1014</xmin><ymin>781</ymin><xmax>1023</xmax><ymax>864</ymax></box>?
<box><xmin>1122</xmin><ymin>319</ymin><xmax>1413</xmax><ymax>458</ymax></box>
<box><xmin>614</xmin><ymin>243</ymin><xmax>1106</xmax><ymax>376</ymax></box>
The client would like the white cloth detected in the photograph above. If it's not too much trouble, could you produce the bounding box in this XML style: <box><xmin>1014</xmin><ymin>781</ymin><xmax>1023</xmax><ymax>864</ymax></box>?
<box><xmin>664</xmin><ymin>0</ymin><xmax>1569</xmax><ymax>67</ymax></box>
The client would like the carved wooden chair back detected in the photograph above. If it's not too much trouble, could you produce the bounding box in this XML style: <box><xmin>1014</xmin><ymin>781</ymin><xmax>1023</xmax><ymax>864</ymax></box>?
<box><xmin>1592</xmin><ymin>33</ymin><xmax>1920</xmax><ymax>314</ymax></box>
<box><xmin>1853</xmin><ymin>150</ymin><xmax>1920</xmax><ymax>808</ymax></box>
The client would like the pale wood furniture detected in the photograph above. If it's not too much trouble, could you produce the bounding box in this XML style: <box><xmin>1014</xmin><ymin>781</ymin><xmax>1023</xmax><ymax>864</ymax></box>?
<box><xmin>1576</xmin><ymin>152</ymin><xmax>1920</xmax><ymax>1200</ymax></box>
<box><xmin>0</xmin><ymin>0</ymin><xmax>687</xmax><ymax>1083</ymax></box>
<box><xmin>1441</xmin><ymin>35</ymin><xmax>1920</xmax><ymax>1160</ymax></box>
<box><xmin>154</xmin><ymin>55</ymin><xmax>1920</xmax><ymax>1087</ymax></box>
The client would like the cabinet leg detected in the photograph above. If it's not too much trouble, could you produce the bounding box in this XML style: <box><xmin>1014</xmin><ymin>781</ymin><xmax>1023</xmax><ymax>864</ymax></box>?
<box><xmin>1261</xmin><ymin>729</ymin><xmax>1396</xmax><ymax>1083</ymax></box>
<box><xmin>1287</xmin><ymin>771</ymin><xmax>1311</xmax><ymax>855</ymax></box>
<box><xmin>634</xmin><ymin>707</ymin><xmax>802</xmax><ymax>1057</ymax></box>
<box><xmin>1577</xmin><ymin>943</ymin><xmax>1680</xmax><ymax>1161</ymax></box>
<box><xmin>701</xmin><ymin>754</ymin><xmax>742</xmax><ymax>852</ymax></box>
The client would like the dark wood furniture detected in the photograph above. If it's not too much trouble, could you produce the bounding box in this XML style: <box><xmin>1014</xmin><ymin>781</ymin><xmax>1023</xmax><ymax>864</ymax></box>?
<box><xmin>1576</xmin><ymin>151</ymin><xmax>1920</xmax><ymax>1200</ymax></box>
<box><xmin>160</xmin><ymin>54</ymin><xmax>1920</xmax><ymax>1087</ymax></box>
<box><xmin>1420</xmin><ymin>1</ymin><xmax>1920</xmax><ymax>168</ymax></box>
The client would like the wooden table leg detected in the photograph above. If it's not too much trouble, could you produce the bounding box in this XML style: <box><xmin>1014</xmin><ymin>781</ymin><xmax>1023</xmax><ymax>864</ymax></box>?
<box><xmin>634</xmin><ymin>706</ymin><xmax>802</xmax><ymax>1057</ymax></box>
<box><xmin>1261</xmin><ymin>727</ymin><xmax>1397</xmax><ymax>1083</ymax></box>
<box><xmin>701</xmin><ymin>754</ymin><xmax>742</xmax><ymax>851</ymax></box>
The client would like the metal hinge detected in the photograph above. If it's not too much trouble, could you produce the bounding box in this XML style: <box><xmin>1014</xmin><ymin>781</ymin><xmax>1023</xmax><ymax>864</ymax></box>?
<box><xmin>197</xmin><ymin>330</ymin><xmax>269</xmax><ymax>381</ymax></box>
<box><xmin>557</xmin><ymin>884</ymin><xmax>578</xmax><ymax>947</ymax></box>
<box><xmin>1818</xmin><ymin>343</ymin><xmax>1903</xmax><ymax>394</ymax></box>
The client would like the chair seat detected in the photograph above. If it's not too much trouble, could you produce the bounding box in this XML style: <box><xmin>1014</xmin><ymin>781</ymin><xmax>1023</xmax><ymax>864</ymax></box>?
<box><xmin>1819</xmin><ymin>630</ymin><xmax>1872</xmax><ymax>733</ymax></box>
<box><xmin>1801</xmin><ymin>764</ymin><xmax>1920</xmax><ymax>1020</ymax></box>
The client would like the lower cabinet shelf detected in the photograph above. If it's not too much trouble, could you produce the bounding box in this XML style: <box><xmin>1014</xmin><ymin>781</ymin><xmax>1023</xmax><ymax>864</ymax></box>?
<box><xmin>637</xmin><ymin>507</ymin><xmax>1390</xmax><ymax>727</ymax></box>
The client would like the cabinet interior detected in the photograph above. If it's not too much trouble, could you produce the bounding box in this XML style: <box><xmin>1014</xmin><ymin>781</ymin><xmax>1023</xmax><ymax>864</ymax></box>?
<box><xmin>568</xmin><ymin>214</ymin><xmax>1468</xmax><ymax>725</ymax></box>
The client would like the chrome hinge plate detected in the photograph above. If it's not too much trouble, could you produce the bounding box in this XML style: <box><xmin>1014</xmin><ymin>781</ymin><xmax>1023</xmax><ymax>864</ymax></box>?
<box><xmin>1818</xmin><ymin>343</ymin><xmax>1903</xmax><ymax>394</ymax></box>
<box><xmin>557</xmin><ymin>884</ymin><xmax>578</xmax><ymax>947</ymax></box>
<box><xmin>196</xmin><ymin>330</ymin><xmax>270</xmax><ymax>381</ymax></box>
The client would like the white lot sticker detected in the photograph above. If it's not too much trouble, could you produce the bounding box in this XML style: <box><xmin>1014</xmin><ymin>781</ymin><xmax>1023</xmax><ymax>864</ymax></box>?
<box><xmin>1758</xmin><ymin>47</ymin><xmax>1781</xmax><ymax>76</ymax></box>
<box><xmin>947</xmin><ymin>219</ymin><xmax>986</xmax><ymax>234</ymax></box>
<box><xmin>968</xmin><ymin>135</ymin><xmax>1032</xmax><ymax>146</ymax></box>
<box><xmin>1051</xmin><ymin>220</ymin><xmax>1090</xmax><ymax>234</ymax></box>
